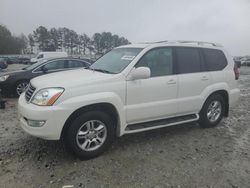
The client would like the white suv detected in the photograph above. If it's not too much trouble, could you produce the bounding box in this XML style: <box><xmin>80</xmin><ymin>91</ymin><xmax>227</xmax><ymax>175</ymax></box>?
<box><xmin>18</xmin><ymin>41</ymin><xmax>240</xmax><ymax>159</ymax></box>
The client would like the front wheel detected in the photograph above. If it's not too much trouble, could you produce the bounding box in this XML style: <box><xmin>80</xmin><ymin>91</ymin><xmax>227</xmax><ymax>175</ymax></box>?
<box><xmin>199</xmin><ymin>94</ymin><xmax>225</xmax><ymax>128</ymax></box>
<box><xmin>16</xmin><ymin>81</ymin><xmax>29</xmax><ymax>96</ymax></box>
<box><xmin>64</xmin><ymin>111</ymin><xmax>116</xmax><ymax>159</ymax></box>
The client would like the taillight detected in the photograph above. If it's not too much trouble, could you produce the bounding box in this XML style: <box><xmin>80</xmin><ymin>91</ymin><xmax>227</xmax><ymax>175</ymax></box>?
<box><xmin>234</xmin><ymin>64</ymin><xmax>240</xmax><ymax>80</ymax></box>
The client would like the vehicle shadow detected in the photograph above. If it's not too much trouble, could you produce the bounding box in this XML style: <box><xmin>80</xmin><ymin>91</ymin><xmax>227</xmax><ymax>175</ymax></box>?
<box><xmin>22</xmin><ymin>121</ymin><xmax>202</xmax><ymax>162</ymax></box>
<box><xmin>113</xmin><ymin>122</ymin><xmax>201</xmax><ymax>148</ymax></box>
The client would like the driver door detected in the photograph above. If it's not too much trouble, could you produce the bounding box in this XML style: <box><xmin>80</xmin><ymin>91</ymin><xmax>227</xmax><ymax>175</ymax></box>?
<box><xmin>41</xmin><ymin>59</ymin><xmax>66</xmax><ymax>73</ymax></box>
<box><xmin>33</xmin><ymin>59</ymin><xmax>66</xmax><ymax>77</ymax></box>
<box><xmin>126</xmin><ymin>47</ymin><xmax>178</xmax><ymax>124</ymax></box>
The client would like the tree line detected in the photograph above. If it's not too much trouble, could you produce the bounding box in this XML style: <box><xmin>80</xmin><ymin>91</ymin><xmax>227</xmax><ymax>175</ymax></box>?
<box><xmin>0</xmin><ymin>25</ymin><xmax>130</xmax><ymax>55</ymax></box>
<box><xmin>0</xmin><ymin>25</ymin><xmax>27</xmax><ymax>54</ymax></box>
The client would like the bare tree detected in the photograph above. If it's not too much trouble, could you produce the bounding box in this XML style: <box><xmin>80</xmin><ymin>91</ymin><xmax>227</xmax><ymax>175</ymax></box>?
<box><xmin>79</xmin><ymin>34</ymin><xmax>91</xmax><ymax>55</ymax></box>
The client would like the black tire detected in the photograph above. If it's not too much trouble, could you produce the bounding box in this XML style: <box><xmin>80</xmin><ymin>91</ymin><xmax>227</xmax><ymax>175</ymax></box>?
<box><xmin>15</xmin><ymin>80</ymin><xmax>29</xmax><ymax>96</ymax></box>
<box><xmin>199</xmin><ymin>94</ymin><xmax>225</xmax><ymax>128</ymax></box>
<box><xmin>64</xmin><ymin>111</ymin><xmax>116</xmax><ymax>159</ymax></box>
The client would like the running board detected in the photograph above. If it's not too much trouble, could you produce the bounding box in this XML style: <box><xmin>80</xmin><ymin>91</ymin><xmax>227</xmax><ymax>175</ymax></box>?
<box><xmin>125</xmin><ymin>114</ymin><xmax>198</xmax><ymax>131</ymax></box>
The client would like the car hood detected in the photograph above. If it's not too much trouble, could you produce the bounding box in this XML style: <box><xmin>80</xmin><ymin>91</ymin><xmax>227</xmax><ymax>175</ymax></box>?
<box><xmin>0</xmin><ymin>69</ymin><xmax>27</xmax><ymax>76</ymax></box>
<box><xmin>31</xmin><ymin>69</ymin><xmax>115</xmax><ymax>89</ymax></box>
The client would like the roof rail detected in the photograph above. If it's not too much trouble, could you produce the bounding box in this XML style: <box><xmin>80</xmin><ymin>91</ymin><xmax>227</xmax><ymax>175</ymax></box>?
<box><xmin>140</xmin><ymin>40</ymin><xmax>223</xmax><ymax>47</ymax></box>
<box><xmin>176</xmin><ymin>40</ymin><xmax>223</xmax><ymax>47</ymax></box>
<box><xmin>140</xmin><ymin>40</ymin><xmax>169</xmax><ymax>44</ymax></box>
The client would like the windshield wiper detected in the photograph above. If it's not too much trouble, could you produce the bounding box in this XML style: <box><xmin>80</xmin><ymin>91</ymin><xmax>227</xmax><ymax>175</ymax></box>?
<box><xmin>86</xmin><ymin>67</ymin><xmax>115</xmax><ymax>74</ymax></box>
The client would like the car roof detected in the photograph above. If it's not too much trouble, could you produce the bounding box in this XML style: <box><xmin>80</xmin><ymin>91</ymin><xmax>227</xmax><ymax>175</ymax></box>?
<box><xmin>117</xmin><ymin>40</ymin><xmax>224</xmax><ymax>50</ymax></box>
<box><xmin>44</xmin><ymin>57</ymin><xmax>91</xmax><ymax>62</ymax></box>
<box><xmin>23</xmin><ymin>57</ymin><xmax>92</xmax><ymax>71</ymax></box>
<box><xmin>117</xmin><ymin>43</ymin><xmax>150</xmax><ymax>49</ymax></box>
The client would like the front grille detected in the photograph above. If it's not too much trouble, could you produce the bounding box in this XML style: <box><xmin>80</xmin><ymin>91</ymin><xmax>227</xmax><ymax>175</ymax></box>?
<box><xmin>25</xmin><ymin>84</ymin><xmax>36</xmax><ymax>102</ymax></box>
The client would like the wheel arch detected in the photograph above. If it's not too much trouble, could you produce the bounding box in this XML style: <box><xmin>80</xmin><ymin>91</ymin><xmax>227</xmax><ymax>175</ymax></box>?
<box><xmin>60</xmin><ymin>102</ymin><xmax>120</xmax><ymax>140</ymax></box>
<box><xmin>203</xmin><ymin>90</ymin><xmax>229</xmax><ymax>117</ymax></box>
<box><xmin>15</xmin><ymin>79</ymin><xmax>30</xmax><ymax>85</ymax></box>
<box><xmin>15</xmin><ymin>79</ymin><xmax>30</xmax><ymax>95</ymax></box>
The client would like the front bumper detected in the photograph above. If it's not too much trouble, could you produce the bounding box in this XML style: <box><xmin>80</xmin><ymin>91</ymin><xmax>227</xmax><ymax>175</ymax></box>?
<box><xmin>0</xmin><ymin>81</ymin><xmax>13</xmax><ymax>96</ymax></box>
<box><xmin>18</xmin><ymin>93</ymin><xmax>72</xmax><ymax>140</ymax></box>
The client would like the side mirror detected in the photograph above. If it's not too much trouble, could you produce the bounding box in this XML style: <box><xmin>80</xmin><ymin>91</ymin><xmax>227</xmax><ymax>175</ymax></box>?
<box><xmin>41</xmin><ymin>66</ymin><xmax>48</xmax><ymax>73</ymax></box>
<box><xmin>129</xmin><ymin>67</ymin><xmax>151</xmax><ymax>80</ymax></box>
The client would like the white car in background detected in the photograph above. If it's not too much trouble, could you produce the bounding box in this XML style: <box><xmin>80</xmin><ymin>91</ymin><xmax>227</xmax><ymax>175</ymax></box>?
<box><xmin>31</xmin><ymin>52</ymin><xmax>68</xmax><ymax>63</ymax></box>
<box><xmin>241</xmin><ymin>59</ymin><xmax>250</xmax><ymax>66</ymax></box>
<box><xmin>18</xmin><ymin>41</ymin><xmax>240</xmax><ymax>159</ymax></box>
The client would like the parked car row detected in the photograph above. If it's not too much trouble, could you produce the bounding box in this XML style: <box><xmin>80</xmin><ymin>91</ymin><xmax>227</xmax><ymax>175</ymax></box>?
<box><xmin>1</xmin><ymin>42</ymin><xmax>240</xmax><ymax>159</ymax></box>
<box><xmin>0</xmin><ymin>57</ymin><xmax>92</xmax><ymax>96</ymax></box>
<box><xmin>0</xmin><ymin>57</ymin><xmax>31</xmax><ymax>65</ymax></box>
<box><xmin>0</xmin><ymin>58</ymin><xmax>8</xmax><ymax>70</ymax></box>
<box><xmin>241</xmin><ymin>60</ymin><xmax>250</xmax><ymax>66</ymax></box>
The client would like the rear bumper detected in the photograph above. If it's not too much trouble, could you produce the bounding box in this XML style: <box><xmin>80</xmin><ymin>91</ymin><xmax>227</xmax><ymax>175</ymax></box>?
<box><xmin>0</xmin><ymin>82</ymin><xmax>13</xmax><ymax>96</ymax></box>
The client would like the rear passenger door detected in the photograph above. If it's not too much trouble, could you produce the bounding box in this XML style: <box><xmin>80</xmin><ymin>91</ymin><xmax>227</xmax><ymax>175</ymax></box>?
<box><xmin>175</xmin><ymin>47</ymin><xmax>212</xmax><ymax>115</ymax></box>
<box><xmin>34</xmin><ymin>59</ymin><xmax>66</xmax><ymax>76</ymax></box>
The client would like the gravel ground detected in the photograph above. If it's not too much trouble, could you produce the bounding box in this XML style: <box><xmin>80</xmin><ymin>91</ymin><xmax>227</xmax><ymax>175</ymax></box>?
<box><xmin>0</xmin><ymin>65</ymin><xmax>250</xmax><ymax>188</ymax></box>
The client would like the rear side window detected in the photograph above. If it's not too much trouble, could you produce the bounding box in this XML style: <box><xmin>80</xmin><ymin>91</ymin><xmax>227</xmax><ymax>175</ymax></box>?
<box><xmin>176</xmin><ymin>47</ymin><xmax>201</xmax><ymax>74</ymax></box>
<box><xmin>202</xmin><ymin>49</ymin><xmax>227</xmax><ymax>71</ymax></box>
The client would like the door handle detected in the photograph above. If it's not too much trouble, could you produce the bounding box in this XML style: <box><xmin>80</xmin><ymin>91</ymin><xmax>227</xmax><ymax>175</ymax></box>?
<box><xmin>167</xmin><ymin>79</ymin><xmax>176</xmax><ymax>85</ymax></box>
<box><xmin>201</xmin><ymin>76</ymin><xmax>209</xmax><ymax>81</ymax></box>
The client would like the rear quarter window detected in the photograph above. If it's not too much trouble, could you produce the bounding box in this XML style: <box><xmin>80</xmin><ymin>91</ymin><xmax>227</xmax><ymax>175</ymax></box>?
<box><xmin>202</xmin><ymin>48</ymin><xmax>228</xmax><ymax>71</ymax></box>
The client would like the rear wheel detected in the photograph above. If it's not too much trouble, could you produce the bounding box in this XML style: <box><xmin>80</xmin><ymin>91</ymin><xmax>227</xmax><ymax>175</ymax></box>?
<box><xmin>16</xmin><ymin>80</ymin><xmax>29</xmax><ymax>96</ymax></box>
<box><xmin>199</xmin><ymin>94</ymin><xmax>225</xmax><ymax>128</ymax></box>
<box><xmin>64</xmin><ymin>111</ymin><xmax>115</xmax><ymax>159</ymax></box>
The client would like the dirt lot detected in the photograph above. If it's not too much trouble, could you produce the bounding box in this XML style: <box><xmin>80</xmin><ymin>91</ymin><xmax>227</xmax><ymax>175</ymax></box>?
<box><xmin>0</xmin><ymin>65</ymin><xmax>250</xmax><ymax>188</ymax></box>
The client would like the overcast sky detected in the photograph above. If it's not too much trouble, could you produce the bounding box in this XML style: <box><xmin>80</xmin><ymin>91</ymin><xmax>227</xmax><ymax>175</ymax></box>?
<box><xmin>0</xmin><ymin>0</ymin><xmax>250</xmax><ymax>55</ymax></box>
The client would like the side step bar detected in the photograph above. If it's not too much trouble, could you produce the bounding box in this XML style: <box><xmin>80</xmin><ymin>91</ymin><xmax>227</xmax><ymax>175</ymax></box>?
<box><xmin>125</xmin><ymin>114</ymin><xmax>198</xmax><ymax>131</ymax></box>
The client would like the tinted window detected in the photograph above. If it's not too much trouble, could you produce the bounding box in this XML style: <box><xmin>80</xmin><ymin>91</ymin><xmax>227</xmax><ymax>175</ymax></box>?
<box><xmin>43</xmin><ymin>60</ymin><xmax>65</xmax><ymax>71</ymax></box>
<box><xmin>67</xmin><ymin>60</ymin><xmax>85</xmax><ymax>68</ymax></box>
<box><xmin>136</xmin><ymin>48</ymin><xmax>173</xmax><ymax>77</ymax></box>
<box><xmin>202</xmin><ymin>49</ymin><xmax>227</xmax><ymax>71</ymax></box>
<box><xmin>176</xmin><ymin>47</ymin><xmax>201</xmax><ymax>74</ymax></box>
<box><xmin>25</xmin><ymin>59</ymin><xmax>48</xmax><ymax>71</ymax></box>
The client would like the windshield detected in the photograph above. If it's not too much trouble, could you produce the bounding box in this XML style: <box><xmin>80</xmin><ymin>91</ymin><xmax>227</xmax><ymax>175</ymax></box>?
<box><xmin>89</xmin><ymin>48</ymin><xmax>142</xmax><ymax>74</ymax></box>
<box><xmin>23</xmin><ymin>59</ymin><xmax>48</xmax><ymax>70</ymax></box>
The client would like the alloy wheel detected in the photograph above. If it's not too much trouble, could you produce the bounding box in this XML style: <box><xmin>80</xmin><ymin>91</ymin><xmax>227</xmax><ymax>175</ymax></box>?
<box><xmin>206</xmin><ymin>100</ymin><xmax>222</xmax><ymax>123</ymax></box>
<box><xmin>16</xmin><ymin>82</ymin><xmax>28</xmax><ymax>96</ymax></box>
<box><xmin>76</xmin><ymin>120</ymin><xmax>107</xmax><ymax>151</ymax></box>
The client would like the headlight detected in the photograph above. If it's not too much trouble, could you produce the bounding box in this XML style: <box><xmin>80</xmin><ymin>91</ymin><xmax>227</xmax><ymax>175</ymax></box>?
<box><xmin>0</xmin><ymin>75</ymin><xmax>9</xmax><ymax>82</ymax></box>
<box><xmin>31</xmin><ymin>88</ymin><xmax>64</xmax><ymax>106</ymax></box>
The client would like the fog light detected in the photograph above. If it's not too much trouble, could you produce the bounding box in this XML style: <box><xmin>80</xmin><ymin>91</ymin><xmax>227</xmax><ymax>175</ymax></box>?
<box><xmin>27</xmin><ymin>119</ymin><xmax>46</xmax><ymax>127</ymax></box>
